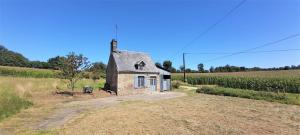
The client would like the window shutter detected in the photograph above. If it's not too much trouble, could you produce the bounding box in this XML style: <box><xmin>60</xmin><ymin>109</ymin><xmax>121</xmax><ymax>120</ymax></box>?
<box><xmin>134</xmin><ymin>76</ymin><xmax>138</xmax><ymax>88</ymax></box>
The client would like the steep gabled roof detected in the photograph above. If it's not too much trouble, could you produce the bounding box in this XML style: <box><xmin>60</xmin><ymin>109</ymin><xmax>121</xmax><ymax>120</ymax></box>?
<box><xmin>112</xmin><ymin>50</ymin><xmax>159</xmax><ymax>73</ymax></box>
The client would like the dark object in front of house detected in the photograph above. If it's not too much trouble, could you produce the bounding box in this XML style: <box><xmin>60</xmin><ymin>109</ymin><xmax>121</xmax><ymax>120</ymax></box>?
<box><xmin>83</xmin><ymin>86</ymin><xmax>93</xmax><ymax>93</ymax></box>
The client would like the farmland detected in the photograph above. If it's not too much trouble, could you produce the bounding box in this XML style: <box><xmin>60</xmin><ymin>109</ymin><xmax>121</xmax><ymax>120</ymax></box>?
<box><xmin>0</xmin><ymin>67</ymin><xmax>300</xmax><ymax>135</ymax></box>
<box><xmin>172</xmin><ymin>70</ymin><xmax>300</xmax><ymax>94</ymax></box>
<box><xmin>0</xmin><ymin>69</ymin><xmax>300</xmax><ymax>134</ymax></box>
<box><xmin>172</xmin><ymin>70</ymin><xmax>300</xmax><ymax>79</ymax></box>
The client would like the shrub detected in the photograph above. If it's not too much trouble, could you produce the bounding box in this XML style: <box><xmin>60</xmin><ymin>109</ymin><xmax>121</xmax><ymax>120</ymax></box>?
<box><xmin>172</xmin><ymin>81</ymin><xmax>181</xmax><ymax>89</ymax></box>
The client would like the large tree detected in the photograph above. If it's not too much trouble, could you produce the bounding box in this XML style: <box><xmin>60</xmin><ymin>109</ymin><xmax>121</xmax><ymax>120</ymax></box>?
<box><xmin>209</xmin><ymin>66</ymin><xmax>215</xmax><ymax>73</ymax></box>
<box><xmin>163</xmin><ymin>60</ymin><xmax>172</xmax><ymax>71</ymax></box>
<box><xmin>60</xmin><ymin>52</ymin><xmax>90</xmax><ymax>91</ymax></box>
<box><xmin>197</xmin><ymin>63</ymin><xmax>205</xmax><ymax>73</ymax></box>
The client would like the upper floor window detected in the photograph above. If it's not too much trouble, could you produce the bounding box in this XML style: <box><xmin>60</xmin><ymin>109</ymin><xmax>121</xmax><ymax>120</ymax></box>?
<box><xmin>135</xmin><ymin>61</ymin><xmax>146</xmax><ymax>70</ymax></box>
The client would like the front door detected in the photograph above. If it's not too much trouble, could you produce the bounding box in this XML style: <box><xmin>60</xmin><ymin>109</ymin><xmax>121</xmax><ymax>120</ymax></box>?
<box><xmin>150</xmin><ymin>76</ymin><xmax>157</xmax><ymax>91</ymax></box>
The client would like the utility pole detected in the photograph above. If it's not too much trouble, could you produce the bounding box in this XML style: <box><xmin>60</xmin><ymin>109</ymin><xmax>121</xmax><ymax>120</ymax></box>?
<box><xmin>183</xmin><ymin>53</ymin><xmax>186</xmax><ymax>82</ymax></box>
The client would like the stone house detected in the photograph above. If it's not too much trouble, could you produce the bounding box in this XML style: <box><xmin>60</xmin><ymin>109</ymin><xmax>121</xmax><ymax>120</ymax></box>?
<box><xmin>106</xmin><ymin>39</ymin><xmax>171</xmax><ymax>95</ymax></box>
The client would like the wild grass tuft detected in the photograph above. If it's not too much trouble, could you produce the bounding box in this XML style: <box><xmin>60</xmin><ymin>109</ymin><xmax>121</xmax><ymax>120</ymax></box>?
<box><xmin>0</xmin><ymin>89</ymin><xmax>33</xmax><ymax>121</ymax></box>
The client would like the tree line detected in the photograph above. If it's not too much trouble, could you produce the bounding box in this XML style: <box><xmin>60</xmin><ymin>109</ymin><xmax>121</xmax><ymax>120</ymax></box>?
<box><xmin>0</xmin><ymin>45</ymin><xmax>106</xmax><ymax>71</ymax></box>
<box><xmin>0</xmin><ymin>45</ymin><xmax>106</xmax><ymax>90</ymax></box>
<box><xmin>155</xmin><ymin>59</ymin><xmax>300</xmax><ymax>73</ymax></box>
<box><xmin>1</xmin><ymin>45</ymin><xmax>299</xmax><ymax>75</ymax></box>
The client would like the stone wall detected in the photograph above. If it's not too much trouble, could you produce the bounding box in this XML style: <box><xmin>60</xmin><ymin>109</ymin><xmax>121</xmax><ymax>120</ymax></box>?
<box><xmin>117</xmin><ymin>73</ymin><xmax>160</xmax><ymax>96</ymax></box>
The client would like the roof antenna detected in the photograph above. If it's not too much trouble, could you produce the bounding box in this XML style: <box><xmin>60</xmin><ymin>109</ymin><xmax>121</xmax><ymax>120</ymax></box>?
<box><xmin>115</xmin><ymin>24</ymin><xmax>118</xmax><ymax>41</ymax></box>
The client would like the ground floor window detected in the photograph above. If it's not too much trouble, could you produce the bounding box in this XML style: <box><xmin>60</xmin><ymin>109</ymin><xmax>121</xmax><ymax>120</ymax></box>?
<box><xmin>138</xmin><ymin>76</ymin><xmax>145</xmax><ymax>87</ymax></box>
<box><xmin>150</xmin><ymin>76</ymin><xmax>156</xmax><ymax>86</ymax></box>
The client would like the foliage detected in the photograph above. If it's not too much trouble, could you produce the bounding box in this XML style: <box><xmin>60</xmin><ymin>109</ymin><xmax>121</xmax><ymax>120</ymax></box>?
<box><xmin>163</xmin><ymin>60</ymin><xmax>172</xmax><ymax>70</ymax></box>
<box><xmin>172</xmin><ymin>81</ymin><xmax>181</xmax><ymax>89</ymax></box>
<box><xmin>60</xmin><ymin>52</ymin><xmax>90</xmax><ymax>91</ymax></box>
<box><xmin>87</xmin><ymin>62</ymin><xmax>106</xmax><ymax>81</ymax></box>
<box><xmin>196</xmin><ymin>86</ymin><xmax>300</xmax><ymax>105</ymax></box>
<box><xmin>162</xmin><ymin>60</ymin><xmax>176</xmax><ymax>72</ymax></box>
<box><xmin>0</xmin><ymin>45</ymin><xmax>29</xmax><ymax>67</ymax></box>
<box><xmin>0</xmin><ymin>45</ymin><xmax>107</xmax><ymax>73</ymax></box>
<box><xmin>173</xmin><ymin>75</ymin><xmax>300</xmax><ymax>93</ymax></box>
<box><xmin>0</xmin><ymin>66</ymin><xmax>60</xmax><ymax>78</ymax></box>
<box><xmin>197</xmin><ymin>63</ymin><xmax>204</xmax><ymax>73</ymax></box>
<box><xmin>28</xmin><ymin>61</ymin><xmax>51</xmax><ymax>69</ymax></box>
<box><xmin>155</xmin><ymin>62</ymin><xmax>162</xmax><ymax>68</ymax></box>
<box><xmin>0</xmin><ymin>89</ymin><xmax>33</xmax><ymax>121</ymax></box>
<box><xmin>47</xmin><ymin>56</ymin><xmax>66</xmax><ymax>70</ymax></box>
<box><xmin>209</xmin><ymin>66</ymin><xmax>215</xmax><ymax>73</ymax></box>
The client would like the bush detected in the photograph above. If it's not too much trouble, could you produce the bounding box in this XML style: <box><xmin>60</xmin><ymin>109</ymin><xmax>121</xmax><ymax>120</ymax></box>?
<box><xmin>172</xmin><ymin>81</ymin><xmax>181</xmax><ymax>89</ymax></box>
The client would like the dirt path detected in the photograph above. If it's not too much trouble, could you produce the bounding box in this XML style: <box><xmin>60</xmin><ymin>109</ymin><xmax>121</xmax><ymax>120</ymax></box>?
<box><xmin>34</xmin><ymin>92</ymin><xmax>186</xmax><ymax>130</ymax></box>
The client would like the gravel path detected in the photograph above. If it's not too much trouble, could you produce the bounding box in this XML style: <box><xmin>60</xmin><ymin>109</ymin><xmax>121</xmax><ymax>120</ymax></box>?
<box><xmin>34</xmin><ymin>92</ymin><xmax>186</xmax><ymax>130</ymax></box>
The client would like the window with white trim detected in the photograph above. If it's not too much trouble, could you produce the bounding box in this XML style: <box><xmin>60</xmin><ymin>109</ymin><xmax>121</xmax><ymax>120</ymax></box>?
<box><xmin>138</xmin><ymin>76</ymin><xmax>145</xmax><ymax>87</ymax></box>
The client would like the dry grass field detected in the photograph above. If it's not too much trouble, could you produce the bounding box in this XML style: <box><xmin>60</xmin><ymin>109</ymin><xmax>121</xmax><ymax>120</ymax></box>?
<box><xmin>5</xmin><ymin>87</ymin><xmax>297</xmax><ymax>135</ymax></box>
<box><xmin>172</xmin><ymin>69</ymin><xmax>300</xmax><ymax>78</ymax></box>
<box><xmin>57</xmin><ymin>89</ymin><xmax>300</xmax><ymax>135</ymax></box>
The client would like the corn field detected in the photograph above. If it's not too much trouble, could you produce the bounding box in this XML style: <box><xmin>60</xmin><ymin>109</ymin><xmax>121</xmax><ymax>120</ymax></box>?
<box><xmin>172</xmin><ymin>75</ymin><xmax>300</xmax><ymax>94</ymax></box>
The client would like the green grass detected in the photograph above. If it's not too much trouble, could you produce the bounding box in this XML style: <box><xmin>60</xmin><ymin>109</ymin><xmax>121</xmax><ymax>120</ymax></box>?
<box><xmin>0</xmin><ymin>66</ymin><xmax>59</xmax><ymax>78</ymax></box>
<box><xmin>0</xmin><ymin>89</ymin><xmax>33</xmax><ymax>121</ymax></box>
<box><xmin>196</xmin><ymin>86</ymin><xmax>300</xmax><ymax>105</ymax></box>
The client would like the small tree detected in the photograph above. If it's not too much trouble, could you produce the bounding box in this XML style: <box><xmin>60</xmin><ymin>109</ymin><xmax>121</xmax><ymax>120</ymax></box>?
<box><xmin>60</xmin><ymin>52</ymin><xmax>90</xmax><ymax>91</ymax></box>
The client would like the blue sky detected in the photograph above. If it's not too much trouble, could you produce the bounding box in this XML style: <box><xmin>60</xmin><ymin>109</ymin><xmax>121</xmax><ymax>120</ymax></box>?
<box><xmin>0</xmin><ymin>0</ymin><xmax>299</xmax><ymax>70</ymax></box>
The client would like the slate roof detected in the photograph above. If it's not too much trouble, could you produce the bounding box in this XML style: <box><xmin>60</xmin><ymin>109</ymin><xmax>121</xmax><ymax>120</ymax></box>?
<box><xmin>112</xmin><ymin>50</ymin><xmax>159</xmax><ymax>73</ymax></box>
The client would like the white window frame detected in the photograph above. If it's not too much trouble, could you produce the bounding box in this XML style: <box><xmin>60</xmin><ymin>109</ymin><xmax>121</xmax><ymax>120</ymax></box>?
<box><xmin>138</xmin><ymin>76</ymin><xmax>145</xmax><ymax>88</ymax></box>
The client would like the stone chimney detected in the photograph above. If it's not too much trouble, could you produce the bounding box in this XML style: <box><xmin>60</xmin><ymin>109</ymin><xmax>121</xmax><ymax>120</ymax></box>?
<box><xmin>110</xmin><ymin>39</ymin><xmax>117</xmax><ymax>53</ymax></box>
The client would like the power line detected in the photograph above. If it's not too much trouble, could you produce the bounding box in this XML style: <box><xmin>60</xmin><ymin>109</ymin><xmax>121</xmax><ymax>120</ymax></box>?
<box><xmin>203</xmin><ymin>33</ymin><xmax>300</xmax><ymax>62</ymax></box>
<box><xmin>172</xmin><ymin>0</ymin><xmax>247</xmax><ymax>58</ymax></box>
<box><xmin>185</xmin><ymin>48</ymin><xmax>300</xmax><ymax>55</ymax></box>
